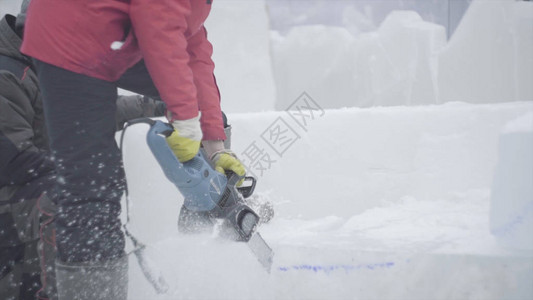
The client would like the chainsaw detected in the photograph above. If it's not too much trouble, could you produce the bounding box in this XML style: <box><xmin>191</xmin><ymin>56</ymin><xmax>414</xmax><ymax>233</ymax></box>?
<box><xmin>125</xmin><ymin>118</ymin><xmax>274</xmax><ymax>273</ymax></box>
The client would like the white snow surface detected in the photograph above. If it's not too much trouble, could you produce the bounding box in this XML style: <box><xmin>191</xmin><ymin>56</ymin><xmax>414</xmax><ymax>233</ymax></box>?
<box><xmin>502</xmin><ymin>112</ymin><xmax>533</xmax><ymax>134</ymax></box>
<box><xmin>121</xmin><ymin>101</ymin><xmax>533</xmax><ymax>300</ymax></box>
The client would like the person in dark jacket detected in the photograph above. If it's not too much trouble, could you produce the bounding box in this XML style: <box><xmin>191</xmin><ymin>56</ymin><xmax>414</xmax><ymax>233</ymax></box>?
<box><xmin>0</xmin><ymin>10</ymin><xmax>165</xmax><ymax>299</ymax></box>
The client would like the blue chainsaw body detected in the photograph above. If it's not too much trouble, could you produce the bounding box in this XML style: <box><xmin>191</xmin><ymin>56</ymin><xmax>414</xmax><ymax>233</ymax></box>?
<box><xmin>146</xmin><ymin>120</ymin><xmax>227</xmax><ymax>212</ymax></box>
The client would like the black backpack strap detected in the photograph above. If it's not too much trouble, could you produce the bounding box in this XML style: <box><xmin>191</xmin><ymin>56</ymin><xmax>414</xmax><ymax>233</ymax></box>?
<box><xmin>0</xmin><ymin>55</ymin><xmax>29</xmax><ymax>80</ymax></box>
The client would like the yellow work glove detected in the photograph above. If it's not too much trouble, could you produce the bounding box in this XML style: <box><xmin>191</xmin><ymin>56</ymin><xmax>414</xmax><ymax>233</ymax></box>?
<box><xmin>211</xmin><ymin>150</ymin><xmax>246</xmax><ymax>186</ymax></box>
<box><xmin>166</xmin><ymin>114</ymin><xmax>202</xmax><ymax>163</ymax></box>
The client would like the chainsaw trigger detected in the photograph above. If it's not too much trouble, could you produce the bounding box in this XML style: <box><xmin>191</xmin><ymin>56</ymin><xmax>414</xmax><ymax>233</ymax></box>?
<box><xmin>237</xmin><ymin>176</ymin><xmax>256</xmax><ymax>198</ymax></box>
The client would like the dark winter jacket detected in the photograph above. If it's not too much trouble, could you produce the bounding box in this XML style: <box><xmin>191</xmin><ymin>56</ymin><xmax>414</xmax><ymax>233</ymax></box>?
<box><xmin>21</xmin><ymin>0</ymin><xmax>226</xmax><ymax>141</ymax></box>
<box><xmin>0</xmin><ymin>14</ymin><xmax>166</xmax><ymax>204</ymax></box>
<box><xmin>0</xmin><ymin>14</ymin><xmax>52</xmax><ymax>203</ymax></box>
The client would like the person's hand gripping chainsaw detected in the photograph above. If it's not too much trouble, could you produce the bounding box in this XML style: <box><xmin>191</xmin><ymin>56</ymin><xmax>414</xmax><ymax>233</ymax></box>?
<box><xmin>165</xmin><ymin>114</ymin><xmax>246</xmax><ymax>185</ymax></box>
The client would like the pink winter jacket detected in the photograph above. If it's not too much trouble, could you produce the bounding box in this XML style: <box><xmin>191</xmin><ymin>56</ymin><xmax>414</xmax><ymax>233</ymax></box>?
<box><xmin>21</xmin><ymin>0</ymin><xmax>225</xmax><ymax>141</ymax></box>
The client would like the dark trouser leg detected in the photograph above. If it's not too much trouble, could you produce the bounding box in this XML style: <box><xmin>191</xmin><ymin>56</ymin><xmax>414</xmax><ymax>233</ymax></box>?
<box><xmin>0</xmin><ymin>243</ymin><xmax>24</xmax><ymax>300</ymax></box>
<box><xmin>0</xmin><ymin>174</ymin><xmax>55</xmax><ymax>300</ymax></box>
<box><xmin>34</xmin><ymin>60</ymin><xmax>127</xmax><ymax>299</ymax></box>
<box><xmin>116</xmin><ymin>60</ymin><xmax>160</xmax><ymax>99</ymax></box>
<box><xmin>0</xmin><ymin>242</ymin><xmax>40</xmax><ymax>300</ymax></box>
<box><xmin>35</xmin><ymin>60</ymin><xmax>125</xmax><ymax>263</ymax></box>
<box><xmin>19</xmin><ymin>240</ymin><xmax>41</xmax><ymax>299</ymax></box>
<box><xmin>36</xmin><ymin>192</ymin><xmax>57</xmax><ymax>300</ymax></box>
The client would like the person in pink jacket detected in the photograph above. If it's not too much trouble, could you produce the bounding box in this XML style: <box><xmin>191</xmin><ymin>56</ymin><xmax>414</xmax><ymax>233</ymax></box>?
<box><xmin>21</xmin><ymin>0</ymin><xmax>245</xmax><ymax>299</ymax></box>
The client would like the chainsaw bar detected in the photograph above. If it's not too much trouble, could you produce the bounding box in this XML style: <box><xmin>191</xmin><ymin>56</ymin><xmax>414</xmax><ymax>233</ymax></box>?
<box><xmin>248</xmin><ymin>233</ymin><xmax>274</xmax><ymax>272</ymax></box>
<box><xmin>216</xmin><ymin>204</ymin><xmax>274</xmax><ymax>272</ymax></box>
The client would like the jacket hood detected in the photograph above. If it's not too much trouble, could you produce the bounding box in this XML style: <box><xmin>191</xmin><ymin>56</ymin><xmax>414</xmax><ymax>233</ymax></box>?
<box><xmin>0</xmin><ymin>15</ymin><xmax>30</xmax><ymax>64</ymax></box>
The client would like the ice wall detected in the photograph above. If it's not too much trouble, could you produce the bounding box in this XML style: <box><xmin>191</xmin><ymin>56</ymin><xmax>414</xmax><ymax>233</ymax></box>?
<box><xmin>271</xmin><ymin>25</ymin><xmax>357</xmax><ymax>110</ymax></box>
<box><xmin>354</xmin><ymin>11</ymin><xmax>446</xmax><ymax>107</ymax></box>
<box><xmin>439</xmin><ymin>0</ymin><xmax>533</xmax><ymax>104</ymax></box>
<box><xmin>490</xmin><ymin>112</ymin><xmax>533</xmax><ymax>250</ymax></box>
<box><xmin>272</xmin><ymin>11</ymin><xmax>447</xmax><ymax>110</ymax></box>
<box><xmin>205</xmin><ymin>0</ymin><xmax>277</xmax><ymax>113</ymax></box>
<box><xmin>266</xmin><ymin>0</ymin><xmax>471</xmax><ymax>40</ymax></box>
<box><xmin>272</xmin><ymin>0</ymin><xmax>533</xmax><ymax>110</ymax></box>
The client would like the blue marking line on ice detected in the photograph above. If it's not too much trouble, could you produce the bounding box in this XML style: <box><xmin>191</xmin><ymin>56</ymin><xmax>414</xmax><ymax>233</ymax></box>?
<box><xmin>278</xmin><ymin>262</ymin><xmax>395</xmax><ymax>274</ymax></box>
<box><xmin>491</xmin><ymin>200</ymin><xmax>533</xmax><ymax>237</ymax></box>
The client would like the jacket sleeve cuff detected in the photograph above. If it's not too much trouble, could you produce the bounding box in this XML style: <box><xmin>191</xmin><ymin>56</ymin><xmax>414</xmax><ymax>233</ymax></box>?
<box><xmin>202</xmin><ymin>140</ymin><xmax>225</xmax><ymax>159</ymax></box>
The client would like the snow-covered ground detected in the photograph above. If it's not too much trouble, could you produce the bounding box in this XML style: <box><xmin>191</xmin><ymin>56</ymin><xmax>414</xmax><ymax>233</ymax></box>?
<box><xmin>121</xmin><ymin>101</ymin><xmax>533</xmax><ymax>300</ymax></box>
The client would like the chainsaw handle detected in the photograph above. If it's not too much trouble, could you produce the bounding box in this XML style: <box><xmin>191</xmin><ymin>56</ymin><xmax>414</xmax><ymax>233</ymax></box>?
<box><xmin>127</xmin><ymin>117</ymin><xmax>174</xmax><ymax>137</ymax></box>
<box><xmin>225</xmin><ymin>171</ymin><xmax>244</xmax><ymax>188</ymax></box>
<box><xmin>237</xmin><ymin>177</ymin><xmax>256</xmax><ymax>199</ymax></box>
<box><xmin>225</xmin><ymin>171</ymin><xmax>256</xmax><ymax>199</ymax></box>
